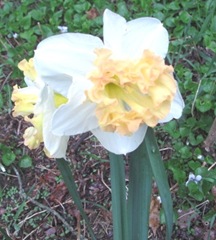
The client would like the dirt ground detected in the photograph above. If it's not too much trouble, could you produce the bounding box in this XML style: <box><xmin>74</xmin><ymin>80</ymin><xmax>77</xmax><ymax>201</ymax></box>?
<box><xmin>0</xmin><ymin>113</ymin><xmax>216</xmax><ymax>239</ymax></box>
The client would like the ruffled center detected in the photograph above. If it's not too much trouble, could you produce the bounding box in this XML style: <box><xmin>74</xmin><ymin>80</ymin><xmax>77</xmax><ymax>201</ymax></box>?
<box><xmin>87</xmin><ymin>48</ymin><xmax>176</xmax><ymax>135</ymax></box>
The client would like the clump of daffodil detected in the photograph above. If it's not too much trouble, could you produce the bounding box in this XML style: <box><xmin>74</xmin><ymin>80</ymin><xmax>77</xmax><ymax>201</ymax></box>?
<box><xmin>11</xmin><ymin>59</ymin><xmax>69</xmax><ymax>158</ymax></box>
<box><xmin>33</xmin><ymin>9</ymin><xmax>184</xmax><ymax>155</ymax></box>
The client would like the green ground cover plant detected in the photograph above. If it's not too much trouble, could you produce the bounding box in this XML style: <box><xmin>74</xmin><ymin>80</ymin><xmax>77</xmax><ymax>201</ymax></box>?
<box><xmin>0</xmin><ymin>0</ymin><xmax>216</xmax><ymax>239</ymax></box>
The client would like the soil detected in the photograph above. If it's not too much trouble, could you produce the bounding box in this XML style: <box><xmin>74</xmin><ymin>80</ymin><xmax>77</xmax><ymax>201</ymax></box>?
<box><xmin>1</xmin><ymin>112</ymin><xmax>216</xmax><ymax>239</ymax></box>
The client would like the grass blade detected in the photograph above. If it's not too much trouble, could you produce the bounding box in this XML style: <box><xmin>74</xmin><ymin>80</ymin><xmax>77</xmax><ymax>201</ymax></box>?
<box><xmin>109</xmin><ymin>153</ymin><xmax>129</xmax><ymax>240</ymax></box>
<box><xmin>128</xmin><ymin>140</ymin><xmax>153</xmax><ymax>240</ymax></box>
<box><xmin>56</xmin><ymin>158</ymin><xmax>96</xmax><ymax>240</ymax></box>
<box><xmin>145</xmin><ymin>128</ymin><xmax>173</xmax><ymax>240</ymax></box>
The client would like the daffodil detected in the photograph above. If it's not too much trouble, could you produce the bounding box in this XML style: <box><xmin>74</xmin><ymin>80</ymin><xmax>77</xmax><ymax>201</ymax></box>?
<box><xmin>34</xmin><ymin>9</ymin><xmax>184</xmax><ymax>154</ymax></box>
<box><xmin>11</xmin><ymin>59</ymin><xmax>69</xmax><ymax>158</ymax></box>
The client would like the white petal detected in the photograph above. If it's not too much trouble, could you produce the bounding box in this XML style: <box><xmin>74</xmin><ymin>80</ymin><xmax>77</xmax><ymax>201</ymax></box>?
<box><xmin>39</xmin><ymin>74</ymin><xmax>73</xmax><ymax>97</ymax></box>
<box><xmin>159</xmin><ymin>86</ymin><xmax>185</xmax><ymax>123</ymax></box>
<box><xmin>92</xmin><ymin>125</ymin><xmax>148</xmax><ymax>154</ymax></box>
<box><xmin>51</xmin><ymin>79</ymin><xmax>98</xmax><ymax>136</ymax></box>
<box><xmin>43</xmin><ymin>117</ymin><xmax>69</xmax><ymax>158</ymax></box>
<box><xmin>188</xmin><ymin>173</ymin><xmax>196</xmax><ymax>180</ymax></box>
<box><xmin>103</xmin><ymin>9</ymin><xmax>126</xmax><ymax>55</ymax></box>
<box><xmin>43</xmin><ymin>108</ymin><xmax>69</xmax><ymax>158</ymax></box>
<box><xmin>195</xmin><ymin>175</ymin><xmax>202</xmax><ymax>181</ymax></box>
<box><xmin>34</xmin><ymin>33</ymin><xmax>103</xmax><ymax>91</ymax></box>
<box><xmin>122</xmin><ymin>17</ymin><xmax>169</xmax><ymax>59</ymax></box>
<box><xmin>41</xmin><ymin>87</ymin><xmax>69</xmax><ymax>158</ymax></box>
<box><xmin>52</xmin><ymin>100</ymin><xmax>98</xmax><ymax>136</ymax></box>
<box><xmin>44</xmin><ymin>131</ymin><xmax>69</xmax><ymax>158</ymax></box>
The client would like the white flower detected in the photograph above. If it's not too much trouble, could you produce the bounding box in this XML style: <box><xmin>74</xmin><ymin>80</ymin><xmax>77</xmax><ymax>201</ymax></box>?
<box><xmin>34</xmin><ymin>9</ymin><xmax>184</xmax><ymax>154</ymax></box>
<box><xmin>11</xmin><ymin>59</ymin><xmax>69</xmax><ymax>158</ymax></box>
<box><xmin>13</xmin><ymin>33</ymin><xmax>18</xmax><ymax>39</ymax></box>
<box><xmin>186</xmin><ymin>173</ymin><xmax>202</xmax><ymax>186</ymax></box>
<box><xmin>57</xmin><ymin>26</ymin><xmax>68</xmax><ymax>33</ymax></box>
<box><xmin>197</xmin><ymin>154</ymin><xmax>204</xmax><ymax>161</ymax></box>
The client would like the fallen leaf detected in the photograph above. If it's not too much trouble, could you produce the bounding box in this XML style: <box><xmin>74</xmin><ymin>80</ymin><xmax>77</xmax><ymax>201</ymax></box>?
<box><xmin>86</xmin><ymin>8</ymin><xmax>99</xmax><ymax>19</ymax></box>
<box><xmin>49</xmin><ymin>182</ymin><xmax>67</xmax><ymax>203</ymax></box>
<box><xmin>45</xmin><ymin>227</ymin><xmax>56</xmax><ymax>236</ymax></box>
<box><xmin>0</xmin><ymin>207</ymin><xmax>6</xmax><ymax>215</ymax></box>
<box><xmin>177</xmin><ymin>209</ymin><xmax>199</xmax><ymax>229</ymax></box>
<box><xmin>149</xmin><ymin>196</ymin><xmax>161</xmax><ymax>236</ymax></box>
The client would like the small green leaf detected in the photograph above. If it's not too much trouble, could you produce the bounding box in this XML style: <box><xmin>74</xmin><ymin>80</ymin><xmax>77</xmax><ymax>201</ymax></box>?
<box><xmin>2</xmin><ymin>151</ymin><xmax>16</xmax><ymax>166</ymax></box>
<box><xmin>74</xmin><ymin>2</ymin><xmax>91</xmax><ymax>13</ymax></box>
<box><xmin>30</xmin><ymin>8</ymin><xmax>46</xmax><ymax>21</ymax></box>
<box><xmin>195</xmin><ymin>98</ymin><xmax>212</xmax><ymax>112</ymax></box>
<box><xmin>117</xmin><ymin>2</ymin><xmax>129</xmax><ymax>18</ymax></box>
<box><xmin>172</xmin><ymin>168</ymin><xmax>186</xmax><ymax>184</ymax></box>
<box><xmin>19</xmin><ymin>155</ymin><xmax>32</xmax><ymax>168</ymax></box>
<box><xmin>188</xmin><ymin>160</ymin><xmax>201</xmax><ymax>170</ymax></box>
<box><xmin>179</xmin><ymin>146</ymin><xmax>192</xmax><ymax>159</ymax></box>
<box><xmin>179</xmin><ymin>11</ymin><xmax>191</xmax><ymax>23</ymax></box>
<box><xmin>187</xmin><ymin>182</ymin><xmax>204</xmax><ymax>201</ymax></box>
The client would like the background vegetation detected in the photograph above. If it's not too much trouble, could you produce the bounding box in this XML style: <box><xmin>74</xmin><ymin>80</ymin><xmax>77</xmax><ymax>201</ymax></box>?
<box><xmin>0</xmin><ymin>0</ymin><xmax>216</xmax><ymax>239</ymax></box>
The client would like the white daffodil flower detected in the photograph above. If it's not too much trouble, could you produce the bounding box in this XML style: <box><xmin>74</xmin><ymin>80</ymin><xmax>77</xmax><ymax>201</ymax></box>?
<box><xmin>11</xmin><ymin>59</ymin><xmax>69</xmax><ymax>158</ymax></box>
<box><xmin>34</xmin><ymin>9</ymin><xmax>184</xmax><ymax>154</ymax></box>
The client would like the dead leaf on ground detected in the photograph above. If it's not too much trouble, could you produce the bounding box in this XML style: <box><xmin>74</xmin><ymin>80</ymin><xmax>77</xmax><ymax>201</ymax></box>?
<box><xmin>149</xmin><ymin>196</ymin><xmax>161</xmax><ymax>236</ymax></box>
<box><xmin>177</xmin><ymin>209</ymin><xmax>199</xmax><ymax>229</ymax></box>
<box><xmin>45</xmin><ymin>227</ymin><xmax>56</xmax><ymax>236</ymax></box>
<box><xmin>86</xmin><ymin>8</ymin><xmax>99</xmax><ymax>19</ymax></box>
<box><xmin>49</xmin><ymin>182</ymin><xmax>68</xmax><ymax>203</ymax></box>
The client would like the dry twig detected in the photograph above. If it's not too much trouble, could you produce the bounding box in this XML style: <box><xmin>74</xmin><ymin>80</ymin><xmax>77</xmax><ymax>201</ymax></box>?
<box><xmin>12</xmin><ymin>166</ymin><xmax>83</xmax><ymax>239</ymax></box>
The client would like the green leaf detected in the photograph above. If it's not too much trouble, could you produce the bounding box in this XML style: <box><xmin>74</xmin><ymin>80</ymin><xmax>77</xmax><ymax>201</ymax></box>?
<box><xmin>109</xmin><ymin>153</ymin><xmax>129</xmax><ymax>240</ymax></box>
<box><xmin>145</xmin><ymin>128</ymin><xmax>173</xmax><ymax>240</ymax></box>
<box><xmin>195</xmin><ymin>98</ymin><xmax>212</xmax><ymax>112</ymax></box>
<box><xmin>2</xmin><ymin>151</ymin><xmax>16</xmax><ymax>166</ymax></box>
<box><xmin>128</xmin><ymin>140</ymin><xmax>153</xmax><ymax>240</ymax></box>
<box><xmin>19</xmin><ymin>155</ymin><xmax>32</xmax><ymax>168</ymax></box>
<box><xmin>188</xmin><ymin>160</ymin><xmax>201</xmax><ymax>170</ymax></box>
<box><xmin>187</xmin><ymin>182</ymin><xmax>204</xmax><ymax>201</ymax></box>
<box><xmin>56</xmin><ymin>158</ymin><xmax>96</xmax><ymax>240</ymax></box>
<box><xmin>30</xmin><ymin>8</ymin><xmax>46</xmax><ymax>21</ymax></box>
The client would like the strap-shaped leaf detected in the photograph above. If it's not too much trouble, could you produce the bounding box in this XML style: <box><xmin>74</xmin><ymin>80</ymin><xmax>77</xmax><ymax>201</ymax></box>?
<box><xmin>109</xmin><ymin>153</ymin><xmax>129</xmax><ymax>240</ymax></box>
<box><xmin>128</xmin><ymin>139</ymin><xmax>153</xmax><ymax>240</ymax></box>
<box><xmin>145</xmin><ymin>128</ymin><xmax>173</xmax><ymax>240</ymax></box>
<box><xmin>56</xmin><ymin>158</ymin><xmax>96</xmax><ymax>240</ymax></box>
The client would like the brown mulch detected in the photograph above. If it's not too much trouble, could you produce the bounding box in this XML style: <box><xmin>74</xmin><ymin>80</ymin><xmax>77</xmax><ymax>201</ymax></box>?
<box><xmin>0</xmin><ymin>113</ymin><xmax>216</xmax><ymax>239</ymax></box>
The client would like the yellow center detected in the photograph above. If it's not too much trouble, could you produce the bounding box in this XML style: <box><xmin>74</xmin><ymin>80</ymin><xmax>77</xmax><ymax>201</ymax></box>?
<box><xmin>54</xmin><ymin>93</ymin><xmax>68</xmax><ymax>108</ymax></box>
<box><xmin>87</xmin><ymin>48</ymin><xmax>176</xmax><ymax>135</ymax></box>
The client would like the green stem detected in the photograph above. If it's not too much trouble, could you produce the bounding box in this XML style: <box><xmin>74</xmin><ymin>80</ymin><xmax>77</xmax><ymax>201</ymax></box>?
<box><xmin>128</xmin><ymin>135</ymin><xmax>153</xmax><ymax>240</ymax></box>
<box><xmin>56</xmin><ymin>158</ymin><xmax>96</xmax><ymax>240</ymax></box>
<box><xmin>109</xmin><ymin>153</ymin><xmax>129</xmax><ymax>240</ymax></box>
